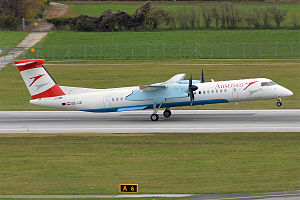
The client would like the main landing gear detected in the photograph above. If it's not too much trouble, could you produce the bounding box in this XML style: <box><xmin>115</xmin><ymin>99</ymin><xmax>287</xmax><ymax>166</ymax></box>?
<box><xmin>276</xmin><ymin>98</ymin><xmax>282</xmax><ymax>107</ymax></box>
<box><xmin>150</xmin><ymin>104</ymin><xmax>172</xmax><ymax>121</ymax></box>
<box><xmin>163</xmin><ymin>109</ymin><xmax>172</xmax><ymax>118</ymax></box>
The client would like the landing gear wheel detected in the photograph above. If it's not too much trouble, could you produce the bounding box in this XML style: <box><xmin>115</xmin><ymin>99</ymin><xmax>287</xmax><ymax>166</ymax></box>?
<box><xmin>276</xmin><ymin>101</ymin><xmax>282</xmax><ymax>107</ymax></box>
<box><xmin>151</xmin><ymin>114</ymin><xmax>159</xmax><ymax>121</ymax></box>
<box><xmin>163</xmin><ymin>110</ymin><xmax>171</xmax><ymax>118</ymax></box>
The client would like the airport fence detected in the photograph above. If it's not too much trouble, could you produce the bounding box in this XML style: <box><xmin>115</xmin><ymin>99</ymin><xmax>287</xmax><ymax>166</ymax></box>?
<box><xmin>1</xmin><ymin>42</ymin><xmax>299</xmax><ymax>62</ymax></box>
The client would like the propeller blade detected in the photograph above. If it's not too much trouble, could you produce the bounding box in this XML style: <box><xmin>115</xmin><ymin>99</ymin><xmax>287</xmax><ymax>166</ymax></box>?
<box><xmin>188</xmin><ymin>73</ymin><xmax>198</xmax><ymax>106</ymax></box>
<box><xmin>201</xmin><ymin>69</ymin><xmax>205</xmax><ymax>83</ymax></box>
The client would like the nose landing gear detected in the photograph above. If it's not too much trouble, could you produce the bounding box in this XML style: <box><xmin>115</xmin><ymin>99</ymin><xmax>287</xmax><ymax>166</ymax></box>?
<box><xmin>150</xmin><ymin>103</ymin><xmax>162</xmax><ymax>121</ymax></box>
<box><xmin>276</xmin><ymin>98</ymin><xmax>282</xmax><ymax>107</ymax></box>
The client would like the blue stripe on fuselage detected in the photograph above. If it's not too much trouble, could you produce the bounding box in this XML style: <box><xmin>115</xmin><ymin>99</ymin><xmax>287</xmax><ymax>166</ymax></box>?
<box><xmin>81</xmin><ymin>99</ymin><xmax>229</xmax><ymax>113</ymax></box>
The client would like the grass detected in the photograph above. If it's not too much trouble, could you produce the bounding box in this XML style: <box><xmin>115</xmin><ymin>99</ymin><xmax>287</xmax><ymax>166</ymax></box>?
<box><xmin>0</xmin><ymin>31</ymin><xmax>28</xmax><ymax>48</ymax></box>
<box><xmin>29</xmin><ymin>30</ymin><xmax>300</xmax><ymax>59</ymax></box>
<box><xmin>0</xmin><ymin>60</ymin><xmax>299</xmax><ymax>111</ymax></box>
<box><xmin>0</xmin><ymin>132</ymin><xmax>300</xmax><ymax>194</ymax></box>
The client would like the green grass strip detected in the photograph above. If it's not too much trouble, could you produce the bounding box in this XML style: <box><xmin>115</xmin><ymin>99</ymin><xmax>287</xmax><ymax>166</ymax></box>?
<box><xmin>0</xmin><ymin>133</ymin><xmax>299</xmax><ymax>195</ymax></box>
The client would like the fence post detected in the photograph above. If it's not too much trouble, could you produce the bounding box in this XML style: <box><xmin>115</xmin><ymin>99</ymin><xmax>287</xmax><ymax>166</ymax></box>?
<box><xmin>52</xmin><ymin>45</ymin><xmax>55</xmax><ymax>60</ymax></box>
<box><xmin>243</xmin><ymin>43</ymin><xmax>246</xmax><ymax>58</ymax></box>
<box><xmin>194</xmin><ymin>42</ymin><xmax>197</xmax><ymax>59</ymax></box>
<box><xmin>68</xmin><ymin>45</ymin><xmax>71</xmax><ymax>59</ymax></box>
<box><xmin>227</xmin><ymin>43</ymin><xmax>230</xmax><ymax>58</ymax></box>
<box><xmin>274</xmin><ymin>42</ymin><xmax>278</xmax><ymax>57</ymax></box>
<box><xmin>147</xmin><ymin>43</ymin><xmax>150</xmax><ymax>59</ymax></box>
<box><xmin>259</xmin><ymin>43</ymin><xmax>262</xmax><ymax>58</ymax></box>
<box><xmin>39</xmin><ymin>18</ymin><xmax>41</xmax><ymax>32</ymax></box>
<box><xmin>131</xmin><ymin>43</ymin><xmax>134</xmax><ymax>59</ymax></box>
<box><xmin>179</xmin><ymin>43</ymin><xmax>182</xmax><ymax>59</ymax></box>
<box><xmin>115</xmin><ymin>44</ymin><xmax>118</xmax><ymax>59</ymax></box>
<box><xmin>163</xmin><ymin>42</ymin><xmax>166</xmax><ymax>58</ymax></box>
<box><xmin>22</xmin><ymin>47</ymin><xmax>25</xmax><ymax>59</ymax></box>
<box><xmin>22</xmin><ymin>18</ymin><xmax>25</xmax><ymax>31</ymax></box>
<box><xmin>37</xmin><ymin>46</ymin><xmax>39</xmax><ymax>58</ymax></box>
<box><xmin>84</xmin><ymin>44</ymin><xmax>87</xmax><ymax>59</ymax></box>
<box><xmin>291</xmin><ymin>42</ymin><xmax>294</xmax><ymax>58</ymax></box>
<box><xmin>12</xmin><ymin>48</ymin><xmax>15</xmax><ymax>60</ymax></box>
<box><xmin>210</xmin><ymin>43</ymin><xmax>214</xmax><ymax>58</ymax></box>
<box><xmin>99</xmin><ymin>44</ymin><xmax>102</xmax><ymax>59</ymax></box>
<box><xmin>3</xmin><ymin>48</ymin><xmax>5</xmax><ymax>61</ymax></box>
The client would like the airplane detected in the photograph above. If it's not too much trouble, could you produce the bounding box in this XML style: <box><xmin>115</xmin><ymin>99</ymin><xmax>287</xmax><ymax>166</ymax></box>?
<box><xmin>14</xmin><ymin>59</ymin><xmax>293</xmax><ymax>121</ymax></box>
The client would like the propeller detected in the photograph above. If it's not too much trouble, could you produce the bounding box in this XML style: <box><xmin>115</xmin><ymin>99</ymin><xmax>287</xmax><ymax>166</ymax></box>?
<box><xmin>188</xmin><ymin>73</ymin><xmax>198</xmax><ymax>105</ymax></box>
<box><xmin>200</xmin><ymin>69</ymin><xmax>205</xmax><ymax>83</ymax></box>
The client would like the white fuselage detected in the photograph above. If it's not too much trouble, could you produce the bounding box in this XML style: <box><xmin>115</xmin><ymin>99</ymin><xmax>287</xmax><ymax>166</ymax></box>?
<box><xmin>30</xmin><ymin>78</ymin><xmax>293</xmax><ymax>112</ymax></box>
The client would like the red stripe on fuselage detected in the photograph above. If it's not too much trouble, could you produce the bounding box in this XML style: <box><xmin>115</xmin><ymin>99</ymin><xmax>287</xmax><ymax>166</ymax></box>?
<box><xmin>31</xmin><ymin>84</ymin><xmax>65</xmax><ymax>99</ymax></box>
<box><xmin>243</xmin><ymin>81</ymin><xmax>258</xmax><ymax>90</ymax></box>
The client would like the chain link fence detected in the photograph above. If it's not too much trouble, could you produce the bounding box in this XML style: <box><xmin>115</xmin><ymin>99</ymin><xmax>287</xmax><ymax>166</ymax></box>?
<box><xmin>0</xmin><ymin>18</ymin><xmax>50</xmax><ymax>32</ymax></box>
<box><xmin>1</xmin><ymin>42</ymin><xmax>299</xmax><ymax>62</ymax></box>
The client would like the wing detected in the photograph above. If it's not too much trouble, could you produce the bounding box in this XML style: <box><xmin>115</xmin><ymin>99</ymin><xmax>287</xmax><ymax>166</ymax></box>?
<box><xmin>139</xmin><ymin>74</ymin><xmax>186</xmax><ymax>92</ymax></box>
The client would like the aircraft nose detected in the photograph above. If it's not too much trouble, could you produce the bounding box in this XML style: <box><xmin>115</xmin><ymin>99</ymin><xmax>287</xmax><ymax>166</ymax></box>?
<box><xmin>282</xmin><ymin>88</ymin><xmax>293</xmax><ymax>97</ymax></box>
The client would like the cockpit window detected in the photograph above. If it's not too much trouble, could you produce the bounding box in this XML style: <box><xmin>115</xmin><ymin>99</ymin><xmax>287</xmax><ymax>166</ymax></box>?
<box><xmin>261</xmin><ymin>81</ymin><xmax>277</xmax><ymax>86</ymax></box>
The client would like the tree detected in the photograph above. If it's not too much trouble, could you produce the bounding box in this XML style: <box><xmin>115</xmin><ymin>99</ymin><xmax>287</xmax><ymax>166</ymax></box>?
<box><xmin>211</xmin><ymin>5</ymin><xmax>220</xmax><ymax>29</ymax></box>
<box><xmin>176</xmin><ymin>7</ymin><xmax>188</xmax><ymax>29</ymax></box>
<box><xmin>201</xmin><ymin>5</ymin><xmax>212</xmax><ymax>29</ymax></box>
<box><xmin>187</xmin><ymin>6</ymin><xmax>198</xmax><ymax>29</ymax></box>
<box><xmin>144</xmin><ymin>7</ymin><xmax>170</xmax><ymax>30</ymax></box>
<box><xmin>287</xmin><ymin>10</ymin><xmax>299</xmax><ymax>28</ymax></box>
<box><xmin>261</xmin><ymin>7</ymin><xmax>271</xmax><ymax>28</ymax></box>
<box><xmin>0</xmin><ymin>0</ymin><xmax>47</xmax><ymax>19</ymax></box>
<box><xmin>268</xmin><ymin>6</ymin><xmax>287</xmax><ymax>28</ymax></box>
<box><xmin>245</xmin><ymin>8</ymin><xmax>262</xmax><ymax>29</ymax></box>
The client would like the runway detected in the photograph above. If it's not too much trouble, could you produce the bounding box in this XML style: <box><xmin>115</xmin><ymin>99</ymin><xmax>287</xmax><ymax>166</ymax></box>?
<box><xmin>0</xmin><ymin>110</ymin><xmax>299</xmax><ymax>133</ymax></box>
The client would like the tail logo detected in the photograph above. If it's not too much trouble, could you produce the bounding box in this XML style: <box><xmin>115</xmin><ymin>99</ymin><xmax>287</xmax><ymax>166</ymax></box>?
<box><xmin>29</xmin><ymin>74</ymin><xmax>46</xmax><ymax>87</ymax></box>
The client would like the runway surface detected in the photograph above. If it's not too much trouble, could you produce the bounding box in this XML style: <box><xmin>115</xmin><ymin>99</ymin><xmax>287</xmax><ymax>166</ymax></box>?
<box><xmin>0</xmin><ymin>190</ymin><xmax>300</xmax><ymax>199</ymax></box>
<box><xmin>0</xmin><ymin>110</ymin><xmax>299</xmax><ymax>133</ymax></box>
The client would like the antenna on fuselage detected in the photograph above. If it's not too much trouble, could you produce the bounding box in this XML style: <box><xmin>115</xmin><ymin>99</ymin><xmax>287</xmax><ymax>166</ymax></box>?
<box><xmin>200</xmin><ymin>69</ymin><xmax>205</xmax><ymax>83</ymax></box>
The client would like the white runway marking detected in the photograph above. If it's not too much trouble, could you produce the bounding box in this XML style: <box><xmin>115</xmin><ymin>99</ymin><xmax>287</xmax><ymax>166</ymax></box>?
<box><xmin>0</xmin><ymin>110</ymin><xmax>299</xmax><ymax>133</ymax></box>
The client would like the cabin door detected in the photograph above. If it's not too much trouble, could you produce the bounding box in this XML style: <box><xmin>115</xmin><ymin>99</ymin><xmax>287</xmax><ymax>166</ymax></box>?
<box><xmin>103</xmin><ymin>96</ymin><xmax>111</xmax><ymax>108</ymax></box>
<box><xmin>232</xmin><ymin>88</ymin><xmax>238</xmax><ymax>102</ymax></box>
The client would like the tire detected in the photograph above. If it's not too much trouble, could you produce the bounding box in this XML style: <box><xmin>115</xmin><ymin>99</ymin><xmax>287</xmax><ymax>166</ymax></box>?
<box><xmin>276</xmin><ymin>101</ymin><xmax>282</xmax><ymax>107</ymax></box>
<box><xmin>163</xmin><ymin>110</ymin><xmax>171</xmax><ymax>118</ymax></box>
<box><xmin>151</xmin><ymin>114</ymin><xmax>159</xmax><ymax>121</ymax></box>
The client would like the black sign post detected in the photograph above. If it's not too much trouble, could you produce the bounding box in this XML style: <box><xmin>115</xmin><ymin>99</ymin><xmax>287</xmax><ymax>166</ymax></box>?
<box><xmin>120</xmin><ymin>184</ymin><xmax>138</xmax><ymax>193</ymax></box>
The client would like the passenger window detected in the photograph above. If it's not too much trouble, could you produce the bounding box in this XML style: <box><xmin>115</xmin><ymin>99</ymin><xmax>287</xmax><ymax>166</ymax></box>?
<box><xmin>112</xmin><ymin>98</ymin><xmax>114</xmax><ymax>101</ymax></box>
<box><xmin>116</xmin><ymin>98</ymin><xmax>118</xmax><ymax>101</ymax></box>
<box><xmin>220</xmin><ymin>89</ymin><xmax>222</xmax><ymax>93</ymax></box>
<box><xmin>121</xmin><ymin>97</ymin><xmax>123</xmax><ymax>101</ymax></box>
<box><xmin>211</xmin><ymin>90</ymin><xmax>214</xmax><ymax>93</ymax></box>
<box><xmin>216</xmin><ymin>90</ymin><xmax>218</xmax><ymax>93</ymax></box>
<box><xmin>203</xmin><ymin>91</ymin><xmax>205</xmax><ymax>94</ymax></box>
<box><xmin>199</xmin><ymin>91</ymin><xmax>201</xmax><ymax>94</ymax></box>
<box><xmin>224</xmin><ymin>89</ymin><xmax>227</xmax><ymax>92</ymax></box>
<box><xmin>207</xmin><ymin>90</ymin><xmax>209</xmax><ymax>94</ymax></box>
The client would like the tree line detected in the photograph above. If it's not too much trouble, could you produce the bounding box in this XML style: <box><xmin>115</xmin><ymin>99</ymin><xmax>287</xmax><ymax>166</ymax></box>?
<box><xmin>48</xmin><ymin>2</ymin><xmax>299</xmax><ymax>32</ymax></box>
<box><xmin>147</xmin><ymin>2</ymin><xmax>299</xmax><ymax>30</ymax></box>
<box><xmin>0</xmin><ymin>0</ymin><xmax>48</xmax><ymax>29</ymax></box>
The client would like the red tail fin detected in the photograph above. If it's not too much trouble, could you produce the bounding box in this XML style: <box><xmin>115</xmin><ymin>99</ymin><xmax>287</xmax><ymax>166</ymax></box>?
<box><xmin>14</xmin><ymin>59</ymin><xmax>65</xmax><ymax>99</ymax></box>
